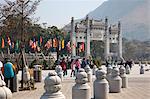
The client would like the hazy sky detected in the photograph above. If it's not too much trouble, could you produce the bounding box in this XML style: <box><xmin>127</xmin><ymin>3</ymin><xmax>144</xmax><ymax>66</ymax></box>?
<box><xmin>35</xmin><ymin>0</ymin><xmax>107</xmax><ymax>28</ymax></box>
<box><xmin>0</xmin><ymin>0</ymin><xmax>107</xmax><ymax>28</ymax></box>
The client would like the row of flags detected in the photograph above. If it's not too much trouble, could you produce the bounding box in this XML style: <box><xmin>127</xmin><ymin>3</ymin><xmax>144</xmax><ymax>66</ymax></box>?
<box><xmin>0</xmin><ymin>36</ymin><xmax>85</xmax><ymax>53</ymax></box>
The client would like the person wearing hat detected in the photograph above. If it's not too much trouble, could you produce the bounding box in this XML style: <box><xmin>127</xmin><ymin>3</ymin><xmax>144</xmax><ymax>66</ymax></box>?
<box><xmin>3</xmin><ymin>58</ymin><xmax>15</xmax><ymax>92</ymax></box>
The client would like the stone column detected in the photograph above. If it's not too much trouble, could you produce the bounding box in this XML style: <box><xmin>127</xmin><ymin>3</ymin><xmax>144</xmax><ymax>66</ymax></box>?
<box><xmin>72</xmin><ymin>68</ymin><xmax>91</xmax><ymax>99</ymax></box>
<box><xmin>94</xmin><ymin>68</ymin><xmax>109</xmax><ymax>99</ymax></box>
<box><xmin>71</xmin><ymin>17</ymin><xmax>76</xmax><ymax>57</ymax></box>
<box><xmin>92</xmin><ymin>65</ymin><xmax>97</xmax><ymax>75</ymax></box>
<box><xmin>104</xmin><ymin>18</ymin><xmax>109</xmax><ymax>60</ymax></box>
<box><xmin>85</xmin><ymin>15</ymin><xmax>91</xmax><ymax>58</ymax></box>
<box><xmin>109</xmin><ymin>67</ymin><xmax>122</xmax><ymax>93</ymax></box>
<box><xmin>0</xmin><ymin>77</ymin><xmax>12</xmax><ymax>99</ymax></box>
<box><xmin>84</xmin><ymin>65</ymin><xmax>92</xmax><ymax>83</ymax></box>
<box><xmin>40</xmin><ymin>71</ymin><xmax>65</xmax><ymax>99</ymax></box>
<box><xmin>106</xmin><ymin>66</ymin><xmax>112</xmax><ymax>83</ymax></box>
<box><xmin>119</xmin><ymin>65</ymin><xmax>128</xmax><ymax>88</ymax></box>
<box><xmin>55</xmin><ymin>65</ymin><xmax>63</xmax><ymax>81</ymax></box>
<box><xmin>118</xmin><ymin>21</ymin><xmax>123</xmax><ymax>60</ymax></box>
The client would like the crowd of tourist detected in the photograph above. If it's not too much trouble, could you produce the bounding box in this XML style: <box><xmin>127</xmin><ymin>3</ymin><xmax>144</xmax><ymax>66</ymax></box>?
<box><xmin>55</xmin><ymin>57</ymin><xmax>95</xmax><ymax>77</ymax></box>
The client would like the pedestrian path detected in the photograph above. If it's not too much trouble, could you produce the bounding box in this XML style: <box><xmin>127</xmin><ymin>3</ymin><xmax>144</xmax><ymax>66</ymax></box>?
<box><xmin>12</xmin><ymin>65</ymin><xmax>150</xmax><ymax>99</ymax></box>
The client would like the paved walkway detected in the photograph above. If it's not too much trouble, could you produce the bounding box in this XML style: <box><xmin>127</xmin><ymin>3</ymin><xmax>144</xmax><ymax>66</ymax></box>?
<box><xmin>12</xmin><ymin>65</ymin><xmax>150</xmax><ymax>99</ymax></box>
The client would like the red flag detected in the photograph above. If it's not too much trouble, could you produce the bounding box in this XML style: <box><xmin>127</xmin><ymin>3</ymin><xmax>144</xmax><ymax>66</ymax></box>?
<box><xmin>7</xmin><ymin>37</ymin><xmax>11</xmax><ymax>46</ymax></box>
<box><xmin>45</xmin><ymin>39</ymin><xmax>52</xmax><ymax>49</ymax></box>
<box><xmin>53</xmin><ymin>38</ymin><xmax>58</xmax><ymax>48</ymax></box>
<box><xmin>40</xmin><ymin>36</ymin><xmax>42</xmax><ymax>44</ymax></box>
<box><xmin>1</xmin><ymin>38</ymin><xmax>4</xmax><ymax>48</ymax></box>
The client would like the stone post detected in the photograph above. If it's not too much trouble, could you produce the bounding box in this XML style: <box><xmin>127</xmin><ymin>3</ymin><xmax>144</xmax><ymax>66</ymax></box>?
<box><xmin>72</xmin><ymin>68</ymin><xmax>91</xmax><ymax>99</ymax></box>
<box><xmin>106</xmin><ymin>66</ymin><xmax>112</xmax><ymax>83</ymax></box>
<box><xmin>109</xmin><ymin>67</ymin><xmax>122</xmax><ymax>93</ymax></box>
<box><xmin>0</xmin><ymin>77</ymin><xmax>12</xmax><ymax>99</ymax></box>
<box><xmin>71</xmin><ymin>17</ymin><xmax>76</xmax><ymax>57</ymax></box>
<box><xmin>140</xmin><ymin>65</ymin><xmax>144</xmax><ymax>74</ymax></box>
<box><xmin>23</xmin><ymin>66</ymin><xmax>30</xmax><ymax>83</ymax></box>
<box><xmin>84</xmin><ymin>65</ymin><xmax>92</xmax><ymax>83</ymax></box>
<box><xmin>126</xmin><ymin>65</ymin><xmax>130</xmax><ymax>74</ymax></box>
<box><xmin>92</xmin><ymin>65</ymin><xmax>97</xmax><ymax>75</ymax></box>
<box><xmin>55</xmin><ymin>65</ymin><xmax>63</xmax><ymax>81</ymax></box>
<box><xmin>40</xmin><ymin>71</ymin><xmax>65</xmax><ymax>99</ymax></box>
<box><xmin>94</xmin><ymin>68</ymin><xmax>109</xmax><ymax>99</ymax></box>
<box><xmin>85</xmin><ymin>15</ymin><xmax>91</xmax><ymax>58</ymax></box>
<box><xmin>119</xmin><ymin>65</ymin><xmax>128</xmax><ymax>88</ymax></box>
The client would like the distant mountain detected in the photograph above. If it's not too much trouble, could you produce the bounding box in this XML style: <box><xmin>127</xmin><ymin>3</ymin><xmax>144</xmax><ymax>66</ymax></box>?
<box><xmin>88</xmin><ymin>0</ymin><xmax>150</xmax><ymax>41</ymax></box>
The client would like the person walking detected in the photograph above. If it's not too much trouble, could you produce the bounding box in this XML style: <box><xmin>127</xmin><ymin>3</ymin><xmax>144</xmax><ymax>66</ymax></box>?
<box><xmin>81</xmin><ymin>58</ymin><xmax>86</xmax><ymax>68</ymax></box>
<box><xmin>60</xmin><ymin>58</ymin><xmax>67</xmax><ymax>76</ymax></box>
<box><xmin>70</xmin><ymin>59</ymin><xmax>76</xmax><ymax>77</ymax></box>
<box><xmin>75</xmin><ymin>59</ymin><xmax>81</xmax><ymax>73</ymax></box>
<box><xmin>3</xmin><ymin>58</ymin><xmax>15</xmax><ymax>92</ymax></box>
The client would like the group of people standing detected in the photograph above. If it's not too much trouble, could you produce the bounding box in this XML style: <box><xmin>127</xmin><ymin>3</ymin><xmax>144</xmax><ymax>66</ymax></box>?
<box><xmin>0</xmin><ymin>58</ymin><xmax>19</xmax><ymax>93</ymax></box>
<box><xmin>56</xmin><ymin>57</ymin><xmax>93</xmax><ymax>77</ymax></box>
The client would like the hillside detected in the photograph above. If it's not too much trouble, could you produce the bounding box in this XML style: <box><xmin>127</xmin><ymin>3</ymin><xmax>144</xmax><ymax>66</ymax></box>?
<box><xmin>88</xmin><ymin>0</ymin><xmax>150</xmax><ymax>41</ymax></box>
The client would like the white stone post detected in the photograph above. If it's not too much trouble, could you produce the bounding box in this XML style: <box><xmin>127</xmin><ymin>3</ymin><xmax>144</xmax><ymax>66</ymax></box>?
<box><xmin>119</xmin><ymin>65</ymin><xmax>128</xmax><ymax>88</ymax></box>
<box><xmin>72</xmin><ymin>68</ymin><xmax>91</xmax><ymax>99</ymax></box>
<box><xmin>0</xmin><ymin>77</ymin><xmax>12</xmax><ymax>99</ymax></box>
<box><xmin>84</xmin><ymin>65</ymin><xmax>92</xmax><ymax>83</ymax></box>
<box><xmin>55</xmin><ymin>65</ymin><xmax>63</xmax><ymax>81</ymax></box>
<box><xmin>92</xmin><ymin>65</ymin><xmax>98</xmax><ymax>75</ymax></box>
<box><xmin>71</xmin><ymin>17</ymin><xmax>76</xmax><ymax>57</ymax></box>
<box><xmin>85</xmin><ymin>15</ymin><xmax>91</xmax><ymax>58</ymax></box>
<box><xmin>104</xmin><ymin>18</ymin><xmax>109</xmax><ymax>60</ymax></box>
<box><xmin>94</xmin><ymin>68</ymin><xmax>109</xmax><ymax>99</ymax></box>
<box><xmin>40</xmin><ymin>72</ymin><xmax>65</xmax><ymax>99</ymax></box>
<box><xmin>109</xmin><ymin>67</ymin><xmax>122</xmax><ymax>93</ymax></box>
<box><xmin>106</xmin><ymin>66</ymin><xmax>112</xmax><ymax>83</ymax></box>
<box><xmin>23</xmin><ymin>66</ymin><xmax>30</xmax><ymax>83</ymax></box>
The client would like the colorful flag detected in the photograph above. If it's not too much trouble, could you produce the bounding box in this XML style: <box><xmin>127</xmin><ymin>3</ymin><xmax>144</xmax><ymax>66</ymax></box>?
<box><xmin>38</xmin><ymin>36</ymin><xmax>43</xmax><ymax>46</ymax></box>
<box><xmin>66</xmin><ymin>41</ymin><xmax>71</xmax><ymax>53</ymax></box>
<box><xmin>7</xmin><ymin>37</ymin><xmax>11</xmax><ymax>46</ymax></box>
<box><xmin>53</xmin><ymin>38</ymin><xmax>58</xmax><ymax>48</ymax></box>
<box><xmin>1</xmin><ymin>38</ymin><xmax>4</xmax><ymax>48</ymax></box>
<box><xmin>29</xmin><ymin>39</ymin><xmax>33</xmax><ymax>46</ymax></box>
<box><xmin>45</xmin><ymin>39</ymin><xmax>52</xmax><ymax>49</ymax></box>
<box><xmin>61</xmin><ymin>39</ymin><xmax>64</xmax><ymax>49</ymax></box>
<box><xmin>15</xmin><ymin>40</ymin><xmax>19</xmax><ymax>51</ymax></box>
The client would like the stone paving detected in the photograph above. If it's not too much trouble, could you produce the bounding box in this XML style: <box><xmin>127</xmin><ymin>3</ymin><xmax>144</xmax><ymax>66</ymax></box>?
<box><xmin>12</xmin><ymin>65</ymin><xmax>150</xmax><ymax>99</ymax></box>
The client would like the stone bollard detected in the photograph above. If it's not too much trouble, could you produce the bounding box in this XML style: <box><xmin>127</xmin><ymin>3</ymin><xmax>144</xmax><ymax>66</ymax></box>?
<box><xmin>94</xmin><ymin>68</ymin><xmax>109</xmax><ymax>99</ymax></box>
<box><xmin>0</xmin><ymin>77</ymin><xmax>12</xmax><ymax>99</ymax></box>
<box><xmin>119</xmin><ymin>65</ymin><xmax>128</xmax><ymax>88</ymax></box>
<box><xmin>23</xmin><ymin>66</ymin><xmax>31</xmax><ymax>83</ymax></box>
<box><xmin>84</xmin><ymin>65</ymin><xmax>92</xmax><ymax>83</ymax></box>
<box><xmin>140</xmin><ymin>65</ymin><xmax>144</xmax><ymax>74</ymax></box>
<box><xmin>92</xmin><ymin>65</ymin><xmax>97</xmax><ymax>75</ymax></box>
<box><xmin>40</xmin><ymin>71</ymin><xmax>65</xmax><ymax>99</ymax></box>
<box><xmin>55</xmin><ymin>65</ymin><xmax>63</xmax><ymax>81</ymax></box>
<box><xmin>72</xmin><ymin>68</ymin><xmax>91</xmax><ymax>99</ymax></box>
<box><xmin>106</xmin><ymin>66</ymin><xmax>112</xmax><ymax>82</ymax></box>
<box><xmin>126</xmin><ymin>65</ymin><xmax>130</xmax><ymax>74</ymax></box>
<box><xmin>109</xmin><ymin>67</ymin><xmax>122</xmax><ymax>93</ymax></box>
